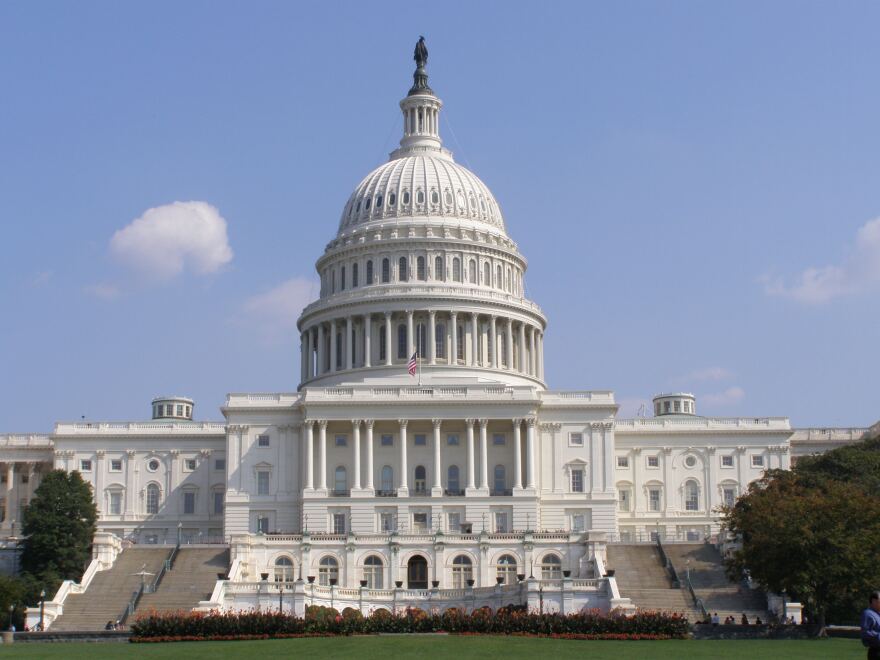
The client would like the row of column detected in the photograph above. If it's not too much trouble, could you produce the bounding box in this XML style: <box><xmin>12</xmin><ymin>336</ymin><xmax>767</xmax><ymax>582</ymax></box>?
<box><xmin>1</xmin><ymin>462</ymin><xmax>42</xmax><ymax>530</ymax></box>
<box><xmin>300</xmin><ymin>311</ymin><xmax>544</xmax><ymax>382</ymax></box>
<box><xmin>302</xmin><ymin>418</ymin><xmax>537</xmax><ymax>494</ymax></box>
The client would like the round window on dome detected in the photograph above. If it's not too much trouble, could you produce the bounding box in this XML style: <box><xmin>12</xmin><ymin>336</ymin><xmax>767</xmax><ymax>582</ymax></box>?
<box><xmin>376</xmin><ymin>194</ymin><xmax>383</xmax><ymax>208</ymax></box>
<box><xmin>685</xmin><ymin>456</ymin><xmax>697</xmax><ymax>468</ymax></box>
<box><xmin>147</xmin><ymin>458</ymin><xmax>160</xmax><ymax>472</ymax></box>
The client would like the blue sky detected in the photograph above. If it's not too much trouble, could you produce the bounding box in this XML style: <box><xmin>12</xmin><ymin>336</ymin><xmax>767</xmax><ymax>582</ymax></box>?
<box><xmin>2</xmin><ymin>1</ymin><xmax>879</xmax><ymax>430</ymax></box>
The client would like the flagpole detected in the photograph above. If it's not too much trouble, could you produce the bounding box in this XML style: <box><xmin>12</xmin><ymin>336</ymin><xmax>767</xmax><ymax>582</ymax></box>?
<box><xmin>417</xmin><ymin>348</ymin><xmax>422</xmax><ymax>387</ymax></box>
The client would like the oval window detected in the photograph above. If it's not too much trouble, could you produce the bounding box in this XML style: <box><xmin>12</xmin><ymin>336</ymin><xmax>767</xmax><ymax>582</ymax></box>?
<box><xmin>147</xmin><ymin>459</ymin><xmax>160</xmax><ymax>472</ymax></box>
<box><xmin>417</xmin><ymin>190</ymin><xmax>425</xmax><ymax>204</ymax></box>
<box><xmin>356</xmin><ymin>201</ymin><xmax>361</xmax><ymax>212</ymax></box>
<box><xmin>402</xmin><ymin>191</ymin><xmax>410</xmax><ymax>205</ymax></box>
<box><xmin>444</xmin><ymin>190</ymin><xmax>453</xmax><ymax>206</ymax></box>
<box><xmin>431</xmin><ymin>190</ymin><xmax>439</xmax><ymax>204</ymax></box>
<box><xmin>457</xmin><ymin>191</ymin><xmax>466</xmax><ymax>208</ymax></box>
<box><xmin>365</xmin><ymin>197</ymin><xmax>371</xmax><ymax>210</ymax></box>
<box><xmin>389</xmin><ymin>192</ymin><xmax>397</xmax><ymax>206</ymax></box>
<box><xmin>376</xmin><ymin>194</ymin><xmax>383</xmax><ymax>208</ymax></box>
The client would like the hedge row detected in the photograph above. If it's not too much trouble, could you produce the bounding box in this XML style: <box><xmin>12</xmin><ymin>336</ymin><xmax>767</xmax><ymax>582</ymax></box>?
<box><xmin>130</xmin><ymin>606</ymin><xmax>690</xmax><ymax>640</ymax></box>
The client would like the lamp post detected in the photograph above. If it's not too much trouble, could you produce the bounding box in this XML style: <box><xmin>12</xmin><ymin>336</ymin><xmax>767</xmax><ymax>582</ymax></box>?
<box><xmin>7</xmin><ymin>604</ymin><xmax>13</xmax><ymax>631</ymax></box>
<box><xmin>39</xmin><ymin>589</ymin><xmax>46</xmax><ymax>631</ymax></box>
<box><xmin>278</xmin><ymin>583</ymin><xmax>284</xmax><ymax>613</ymax></box>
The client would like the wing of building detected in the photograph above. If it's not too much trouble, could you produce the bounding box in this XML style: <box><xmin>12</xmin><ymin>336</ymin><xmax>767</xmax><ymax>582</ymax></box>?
<box><xmin>2</xmin><ymin>40</ymin><xmax>873</xmax><ymax>625</ymax></box>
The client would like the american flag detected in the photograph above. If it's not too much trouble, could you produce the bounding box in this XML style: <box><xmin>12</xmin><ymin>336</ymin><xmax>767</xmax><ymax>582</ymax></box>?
<box><xmin>407</xmin><ymin>350</ymin><xmax>418</xmax><ymax>376</ymax></box>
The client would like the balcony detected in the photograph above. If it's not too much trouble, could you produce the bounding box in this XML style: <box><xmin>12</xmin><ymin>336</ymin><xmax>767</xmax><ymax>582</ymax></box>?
<box><xmin>490</xmin><ymin>489</ymin><xmax>513</xmax><ymax>497</ymax></box>
<box><xmin>331</xmin><ymin>489</ymin><xmax>351</xmax><ymax>497</ymax></box>
<box><xmin>444</xmin><ymin>489</ymin><xmax>465</xmax><ymax>497</ymax></box>
<box><xmin>376</xmin><ymin>490</ymin><xmax>398</xmax><ymax>498</ymax></box>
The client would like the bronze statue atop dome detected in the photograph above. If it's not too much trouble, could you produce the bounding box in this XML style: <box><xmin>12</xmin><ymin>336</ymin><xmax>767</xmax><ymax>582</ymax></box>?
<box><xmin>408</xmin><ymin>36</ymin><xmax>433</xmax><ymax>96</ymax></box>
<box><xmin>414</xmin><ymin>36</ymin><xmax>428</xmax><ymax>68</ymax></box>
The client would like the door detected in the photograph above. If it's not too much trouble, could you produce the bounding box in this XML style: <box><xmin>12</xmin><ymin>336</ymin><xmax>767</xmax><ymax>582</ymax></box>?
<box><xmin>407</xmin><ymin>555</ymin><xmax>428</xmax><ymax>589</ymax></box>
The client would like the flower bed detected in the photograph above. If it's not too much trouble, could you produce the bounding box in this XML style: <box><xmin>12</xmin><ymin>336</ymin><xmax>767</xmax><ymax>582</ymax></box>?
<box><xmin>130</xmin><ymin>606</ymin><xmax>689</xmax><ymax>642</ymax></box>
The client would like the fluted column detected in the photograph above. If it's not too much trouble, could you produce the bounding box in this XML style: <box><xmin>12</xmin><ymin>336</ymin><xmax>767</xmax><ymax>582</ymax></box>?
<box><xmin>513</xmin><ymin>419</ymin><xmax>523</xmax><ymax>490</ymax></box>
<box><xmin>364</xmin><ymin>314</ymin><xmax>372</xmax><ymax>368</ymax></box>
<box><xmin>346</xmin><ymin>317</ymin><xmax>354</xmax><ymax>370</ymax></box>
<box><xmin>505</xmin><ymin>318</ymin><xmax>513</xmax><ymax>369</ymax></box>
<box><xmin>398</xmin><ymin>419</ymin><xmax>409</xmax><ymax>495</ymax></box>
<box><xmin>330</xmin><ymin>320</ymin><xmax>338</xmax><ymax>373</ymax></box>
<box><xmin>305</xmin><ymin>421</ymin><xmax>314</xmax><ymax>490</ymax></box>
<box><xmin>317</xmin><ymin>324</ymin><xmax>326</xmax><ymax>375</ymax></box>
<box><xmin>318</xmin><ymin>420</ymin><xmax>328</xmax><ymax>491</ymax></box>
<box><xmin>351</xmin><ymin>420</ymin><xmax>361</xmax><ymax>490</ymax></box>
<box><xmin>300</xmin><ymin>333</ymin><xmax>307</xmax><ymax>383</ymax></box>
<box><xmin>490</xmin><ymin>316</ymin><xmax>498</xmax><ymax>368</ymax></box>
<box><xmin>428</xmin><ymin>310</ymin><xmax>437</xmax><ymax>364</ymax></box>
<box><xmin>518</xmin><ymin>323</ymin><xmax>526</xmax><ymax>374</ymax></box>
<box><xmin>450</xmin><ymin>312</ymin><xmax>458</xmax><ymax>364</ymax></box>
<box><xmin>466</xmin><ymin>419</ymin><xmax>476</xmax><ymax>490</ymax></box>
<box><xmin>384</xmin><ymin>312</ymin><xmax>393</xmax><ymax>366</ymax></box>
<box><xmin>406</xmin><ymin>310</ymin><xmax>414</xmax><ymax>358</ymax></box>
<box><xmin>365</xmin><ymin>420</ymin><xmax>375</xmax><ymax>490</ymax></box>
<box><xmin>526</xmin><ymin>418</ymin><xmax>536</xmax><ymax>489</ymax></box>
<box><xmin>479</xmin><ymin>419</ymin><xmax>489</xmax><ymax>490</ymax></box>
<box><xmin>432</xmin><ymin>418</ymin><xmax>442</xmax><ymax>495</ymax></box>
<box><xmin>307</xmin><ymin>328</ymin><xmax>315</xmax><ymax>378</ymax></box>
<box><xmin>529</xmin><ymin>326</ymin><xmax>536</xmax><ymax>376</ymax></box>
<box><xmin>470</xmin><ymin>313</ymin><xmax>479</xmax><ymax>366</ymax></box>
<box><xmin>538</xmin><ymin>332</ymin><xmax>545</xmax><ymax>380</ymax></box>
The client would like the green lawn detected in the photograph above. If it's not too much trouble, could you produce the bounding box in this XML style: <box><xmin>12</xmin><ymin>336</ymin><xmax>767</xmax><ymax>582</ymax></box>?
<box><xmin>0</xmin><ymin>636</ymin><xmax>865</xmax><ymax>659</ymax></box>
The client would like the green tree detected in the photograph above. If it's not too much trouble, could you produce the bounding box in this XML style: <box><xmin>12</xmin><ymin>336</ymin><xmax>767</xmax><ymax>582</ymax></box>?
<box><xmin>795</xmin><ymin>435</ymin><xmax>880</xmax><ymax>494</ymax></box>
<box><xmin>723</xmin><ymin>469</ymin><xmax>880</xmax><ymax>626</ymax></box>
<box><xmin>19</xmin><ymin>469</ymin><xmax>97</xmax><ymax>584</ymax></box>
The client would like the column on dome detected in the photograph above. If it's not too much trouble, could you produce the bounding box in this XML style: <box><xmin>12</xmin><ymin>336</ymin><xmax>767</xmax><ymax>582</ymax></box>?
<box><xmin>364</xmin><ymin>314</ymin><xmax>372</xmax><ymax>368</ymax></box>
<box><xmin>364</xmin><ymin>420</ymin><xmax>375</xmax><ymax>491</ymax></box>
<box><xmin>329</xmin><ymin>320</ymin><xmax>338</xmax><ymax>373</ymax></box>
<box><xmin>352</xmin><ymin>420</ymin><xmax>361</xmax><ymax>490</ymax></box>
<box><xmin>518</xmin><ymin>323</ymin><xmax>526</xmax><ymax>374</ymax></box>
<box><xmin>537</xmin><ymin>331</ymin><xmax>544</xmax><ymax>380</ymax></box>
<box><xmin>505</xmin><ymin>318</ymin><xmax>514</xmax><ymax>369</ymax></box>
<box><xmin>304</xmin><ymin>421</ymin><xmax>314</xmax><ymax>490</ymax></box>
<box><xmin>307</xmin><ymin>328</ymin><xmax>315</xmax><ymax>378</ymax></box>
<box><xmin>384</xmin><ymin>312</ymin><xmax>393</xmax><ymax>366</ymax></box>
<box><xmin>318</xmin><ymin>420</ymin><xmax>328</xmax><ymax>491</ymax></box>
<box><xmin>346</xmin><ymin>317</ymin><xmax>353</xmax><ymax>370</ymax></box>
<box><xmin>432</xmin><ymin>418</ymin><xmax>442</xmax><ymax>496</ymax></box>
<box><xmin>429</xmin><ymin>310</ymin><xmax>437</xmax><ymax>364</ymax></box>
<box><xmin>317</xmin><ymin>324</ymin><xmax>326</xmax><ymax>375</ymax></box>
<box><xmin>479</xmin><ymin>419</ymin><xmax>489</xmax><ymax>491</ymax></box>
<box><xmin>490</xmin><ymin>316</ymin><xmax>498</xmax><ymax>368</ymax></box>
<box><xmin>529</xmin><ymin>326</ymin><xmax>536</xmax><ymax>376</ymax></box>
<box><xmin>300</xmin><ymin>333</ymin><xmax>307</xmax><ymax>383</ymax></box>
<box><xmin>398</xmin><ymin>419</ymin><xmax>409</xmax><ymax>495</ymax></box>
<box><xmin>450</xmin><ymin>312</ymin><xmax>458</xmax><ymax>365</ymax></box>
<box><xmin>406</xmin><ymin>311</ymin><xmax>414</xmax><ymax>359</ymax></box>
<box><xmin>465</xmin><ymin>419</ymin><xmax>476</xmax><ymax>490</ymax></box>
<box><xmin>513</xmin><ymin>419</ymin><xmax>523</xmax><ymax>490</ymax></box>
<box><xmin>470</xmin><ymin>313</ymin><xmax>479</xmax><ymax>366</ymax></box>
<box><xmin>526</xmin><ymin>418</ymin><xmax>536</xmax><ymax>489</ymax></box>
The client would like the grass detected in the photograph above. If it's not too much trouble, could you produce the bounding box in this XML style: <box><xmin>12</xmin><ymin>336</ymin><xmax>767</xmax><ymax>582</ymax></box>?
<box><xmin>0</xmin><ymin>636</ymin><xmax>865</xmax><ymax>659</ymax></box>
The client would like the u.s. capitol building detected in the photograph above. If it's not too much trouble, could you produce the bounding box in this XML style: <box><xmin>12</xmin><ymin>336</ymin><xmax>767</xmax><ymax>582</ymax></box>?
<box><xmin>5</xmin><ymin>40</ymin><xmax>874</xmax><ymax>624</ymax></box>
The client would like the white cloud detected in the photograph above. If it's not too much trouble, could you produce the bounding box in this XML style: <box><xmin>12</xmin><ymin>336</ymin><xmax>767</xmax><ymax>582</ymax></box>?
<box><xmin>701</xmin><ymin>386</ymin><xmax>745</xmax><ymax>407</ymax></box>
<box><xmin>765</xmin><ymin>216</ymin><xmax>880</xmax><ymax>304</ymax></box>
<box><xmin>83</xmin><ymin>282</ymin><xmax>122</xmax><ymax>301</ymax></box>
<box><xmin>241</xmin><ymin>278</ymin><xmax>318</xmax><ymax>344</ymax></box>
<box><xmin>681</xmin><ymin>367</ymin><xmax>732</xmax><ymax>383</ymax></box>
<box><xmin>31</xmin><ymin>271</ymin><xmax>53</xmax><ymax>286</ymax></box>
<box><xmin>110</xmin><ymin>201</ymin><xmax>233</xmax><ymax>281</ymax></box>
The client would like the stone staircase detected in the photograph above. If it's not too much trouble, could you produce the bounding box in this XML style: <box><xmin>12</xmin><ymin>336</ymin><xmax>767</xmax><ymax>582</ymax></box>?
<box><xmin>606</xmin><ymin>544</ymin><xmax>702</xmax><ymax>621</ymax></box>
<box><xmin>137</xmin><ymin>547</ymin><xmax>230</xmax><ymax>614</ymax></box>
<box><xmin>662</xmin><ymin>543</ymin><xmax>769</xmax><ymax>623</ymax></box>
<box><xmin>50</xmin><ymin>547</ymin><xmax>171</xmax><ymax>631</ymax></box>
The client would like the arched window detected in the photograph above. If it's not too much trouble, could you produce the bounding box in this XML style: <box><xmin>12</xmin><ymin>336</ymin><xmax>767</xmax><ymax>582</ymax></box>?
<box><xmin>381</xmin><ymin>466</ymin><xmax>394</xmax><ymax>493</ymax></box>
<box><xmin>334</xmin><ymin>466</ymin><xmax>347</xmax><ymax>495</ymax></box>
<box><xmin>364</xmin><ymin>555</ymin><xmax>384</xmax><ymax>589</ymax></box>
<box><xmin>469</xmin><ymin>259</ymin><xmax>476</xmax><ymax>283</ymax></box>
<box><xmin>414</xmin><ymin>465</ymin><xmax>426</xmax><ymax>495</ymax></box>
<box><xmin>493</xmin><ymin>465</ymin><xmax>506</xmax><ymax>494</ymax></box>
<box><xmin>146</xmin><ymin>483</ymin><xmax>160</xmax><ymax>514</ymax></box>
<box><xmin>452</xmin><ymin>555</ymin><xmax>473</xmax><ymax>588</ymax></box>
<box><xmin>397</xmin><ymin>324</ymin><xmax>407</xmax><ymax>359</ymax></box>
<box><xmin>685</xmin><ymin>480</ymin><xmax>700</xmax><ymax>511</ymax></box>
<box><xmin>434</xmin><ymin>255</ymin><xmax>444</xmax><ymax>281</ymax></box>
<box><xmin>382</xmin><ymin>258</ymin><xmax>390</xmax><ymax>283</ymax></box>
<box><xmin>399</xmin><ymin>256</ymin><xmax>408</xmax><ymax>282</ymax></box>
<box><xmin>318</xmin><ymin>556</ymin><xmax>339</xmax><ymax>586</ymax></box>
<box><xmin>483</xmin><ymin>262</ymin><xmax>491</xmax><ymax>286</ymax></box>
<box><xmin>417</xmin><ymin>256</ymin><xmax>426</xmax><ymax>280</ymax></box>
<box><xmin>447</xmin><ymin>465</ymin><xmax>460</xmax><ymax>494</ymax></box>
<box><xmin>496</xmin><ymin>265</ymin><xmax>502</xmax><ymax>289</ymax></box>
<box><xmin>274</xmin><ymin>556</ymin><xmax>294</xmax><ymax>582</ymax></box>
<box><xmin>366</xmin><ymin>260</ymin><xmax>374</xmax><ymax>285</ymax></box>
<box><xmin>379</xmin><ymin>329</ymin><xmax>387</xmax><ymax>362</ymax></box>
<box><xmin>496</xmin><ymin>554</ymin><xmax>518</xmax><ymax>585</ymax></box>
<box><xmin>435</xmin><ymin>323</ymin><xmax>446</xmax><ymax>359</ymax></box>
<box><xmin>453</xmin><ymin>258</ymin><xmax>461</xmax><ymax>282</ymax></box>
<box><xmin>352</xmin><ymin>263</ymin><xmax>359</xmax><ymax>288</ymax></box>
<box><xmin>416</xmin><ymin>323</ymin><xmax>427</xmax><ymax>358</ymax></box>
<box><xmin>340</xmin><ymin>266</ymin><xmax>346</xmax><ymax>291</ymax></box>
<box><xmin>541</xmin><ymin>554</ymin><xmax>562</xmax><ymax>580</ymax></box>
<box><xmin>457</xmin><ymin>325</ymin><xmax>465</xmax><ymax>361</ymax></box>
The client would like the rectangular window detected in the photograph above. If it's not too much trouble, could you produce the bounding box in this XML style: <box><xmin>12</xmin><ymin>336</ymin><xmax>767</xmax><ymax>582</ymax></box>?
<box><xmin>380</xmin><ymin>512</ymin><xmax>395</xmax><ymax>532</ymax></box>
<box><xmin>446</xmin><ymin>434</ymin><xmax>459</xmax><ymax>446</ymax></box>
<box><xmin>257</xmin><ymin>471</ymin><xmax>270</xmax><ymax>496</ymax></box>
<box><xmin>494</xmin><ymin>512</ymin><xmax>508</xmax><ymax>533</ymax></box>
<box><xmin>492</xmin><ymin>434</ymin><xmax>506</xmax><ymax>446</ymax></box>
<box><xmin>335</xmin><ymin>435</ymin><xmax>347</xmax><ymax>447</ymax></box>
<box><xmin>647</xmin><ymin>455</ymin><xmax>659</xmax><ymax>468</ymax></box>
<box><xmin>569</xmin><ymin>432</ymin><xmax>584</xmax><ymax>446</ymax></box>
<box><xmin>414</xmin><ymin>434</ymin><xmax>427</xmax><ymax>446</ymax></box>
<box><xmin>332</xmin><ymin>513</ymin><xmax>346</xmax><ymax>534</ymax></box>
<box><xmin>723</xmin><ymin>487</ymin><xmax>736</xmax><ymax>507</ymax></box>
<box><xmin>256</xmin><ymin>516</ymin><xmax>269</xmax><ymax>534</ymax></box>
<box><xmin>110</xmin><ymin>459</ymin><xmax>122</xmax><ymax>472</ymax></box>
<box><xmin>721</xmin><ymin>455</ymin><xmax>734</xmax><ymax>468</ymax></box>
<box><xmin>79</xmin><ymin>459</ymin><xmax>92</xmax><ymax>472</ymax></box>
<box><xmin>183</xmin><ymin>491</ymin><xmax>196</xmax><ymax>514</ymax></box>
<box><xmin>413</xmin><ymin>512</ymin><xmax>428</xmax><ymax>531</ymax></box>
<box><xmin>381</xmin><ymin>434</ymin><xmax>393</xmax><ymax>447</ymax></box>
<box><xmin>258</xmin><ymin>434</ymin><xmax>270</xmax><ymax>447</ymax></box>
<box><xmin>213</xmin><ymin>491</ymin><xmax>224</xmax><ymax>515</ymax></box>
<box><xmin>618</xmin><ymin>489</ymin><xmax>630</xmax><ymax>512</ymax></box>
<box><xmin>447</xmin><ymin>512</ymin><xmax>461</xmax><ymax>532</ymax></box>
<box><xmin>571</xmin><ymin>513</ymin><xmax>585</xmax><ymax>532</ymax></box>
<box><xmin>215</xmin><ymin>458</ymin><xmax>226</xmax><ymax>471</ymax></box>
<box><xmin>109</xmin><ymin>492</ymin><xmax>122</xmax><ymax>515</ymax></box>
<box><xmin>649</xmin><ymin>488</ymin><xmax>661</xmax><ymax>512</ymax></box>
<box><xmin>571</xmin><ymin>469</ymin><xmax>584</xmax><ymax>493</ymax></box>
<box><xmin>185</xmin><ymin>458</ymin><xmax>197</xmax><ymax>471</ymax></box>
<box><xmin>751</xmin><ymin>455</ymin><xmax>764</xmax><ymax>468</ymax></box>
<box><xmin>616</xmin><ymin>456</ymin><xmax>629</xmax><ymax>468</ymax></box>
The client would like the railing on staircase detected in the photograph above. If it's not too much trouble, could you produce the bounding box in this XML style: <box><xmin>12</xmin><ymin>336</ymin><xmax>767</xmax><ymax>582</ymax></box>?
<box><xmin>655</xmin><ymin>536</ymin><xmax>681</xmax><ymax>588</ymax></box>
<box><xmin>683</xmin><ymin>572</ymin><xmax>708</xmax><ymax>621</ymax></box>
<box><xmin>144</xmin><ymin>542</ymin><xmax>180</xmax><ymax>595</ymax></box>
<box><xmin>118</xmin><ymin>585</ymin><xmax>143</xmax><ymax>627</ymax></box>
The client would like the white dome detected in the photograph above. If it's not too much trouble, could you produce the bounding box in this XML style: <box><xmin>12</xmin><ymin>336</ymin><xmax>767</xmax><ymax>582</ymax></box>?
<box><xmin>338</xmin><ymin>154</ymin><xmax>506</xmax><ymax>235</ymax></box>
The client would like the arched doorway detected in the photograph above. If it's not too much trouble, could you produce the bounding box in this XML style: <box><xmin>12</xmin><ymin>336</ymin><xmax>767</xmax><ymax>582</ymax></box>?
<box><xmin>407</xmin><ymin>555</ymin><xmax>428</xmax><ymax>589</ymax></box>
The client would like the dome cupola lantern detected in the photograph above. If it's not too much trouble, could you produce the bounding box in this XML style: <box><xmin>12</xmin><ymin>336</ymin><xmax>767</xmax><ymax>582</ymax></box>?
<box><xmin>395</xmin><ymin>36</ymin><xmax>444</xmax><ymax>157</ymax></box>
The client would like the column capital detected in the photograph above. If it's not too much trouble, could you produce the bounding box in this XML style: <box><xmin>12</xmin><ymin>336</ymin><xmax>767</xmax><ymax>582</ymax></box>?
<box><xmin>398</xmin><ymin>419</ymin><xmax>409</xmax><ymax>429</ymax></box>
<box><xmin>351</xmin><ymin>419</ymin><xmax>362</xmax><ymax>429</ymax></box>
<box><xmin>384</xmin><ymin>311</ymin><xmax>393</xmax><ymax>319</ymax></box>
<box><xmin>478</xmin><ymin>419</ymin><xmax>489</xmax><ymax>428</ymax></box>
<box><xmin>432</xmin><ymin>418</ymin><xmax>442</xmax><ymax>429</ymax></box>
<box><xmin>450</xmin><ymin>311</ymin><xmax>457</xmax><ymax>318</ymax></box>
<box><xmin>465</xmin><ymin>418</ymin><xmax>476</xmax><ymax>427</ymax></box>
<box><xmin>303</xmin><ymin>419</ymin><xmax>315</xmax><ymax>429</ymax></box>
<box><xmin>318</xmin><ymin>420</ymin><xmax>328</xmax><ymax>430</ymax></box>
<box><xmin>428</xmin><ymin>309</ymin><xmax>436</xmax><ymax>318</ymax></box>
<box><xmin>406</xmin><ymin>310</ymin><xmax>414</xmax><ymax>318</ymax></box>
<box><xmin>526</xmin><ymin>417</ymin><xmax>538</xmax><ymax>428</ymax></box>
<box><xmin>364</xmin><ymin>419</ymin><xmax>375</xmax><ymax>429</ymax></box>
<box><xmin>512</xmin><ymin>418</ymin><xmax>523</xmax><ymax>426</ymax></box>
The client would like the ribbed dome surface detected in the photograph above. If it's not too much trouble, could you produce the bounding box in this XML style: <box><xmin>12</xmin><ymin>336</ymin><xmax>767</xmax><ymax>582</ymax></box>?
<box><xmin>338</xmin><ymin>155</ymin><xmax>505</xmax><ymax>234</ymax></box>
